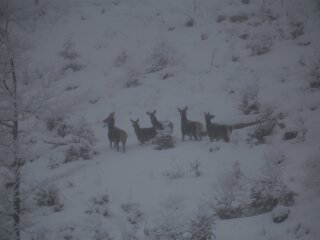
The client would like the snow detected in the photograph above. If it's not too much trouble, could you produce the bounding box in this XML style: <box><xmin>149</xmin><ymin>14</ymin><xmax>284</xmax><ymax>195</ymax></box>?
<box><xmin>2</xmin><ymin>0</ymin><xmax>320</xmax><ymax>239</ymax></box>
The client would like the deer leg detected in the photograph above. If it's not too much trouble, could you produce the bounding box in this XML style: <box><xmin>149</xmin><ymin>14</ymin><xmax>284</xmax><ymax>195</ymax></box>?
<box><xmin>116</xmin><ymin>142</ymin><xmax>120</xmax><ymax>152</ymax></box>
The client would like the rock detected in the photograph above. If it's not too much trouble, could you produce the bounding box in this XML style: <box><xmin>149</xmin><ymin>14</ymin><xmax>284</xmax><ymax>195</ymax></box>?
<box><xmin>272</xmin><ymin>206</ymin><xmax>290</xmax><ymax>223</ymax></box>
<box><xmin>283</xmin><ymin>131</ymin><xmax>298</xmax><ymax>141</ymax></box>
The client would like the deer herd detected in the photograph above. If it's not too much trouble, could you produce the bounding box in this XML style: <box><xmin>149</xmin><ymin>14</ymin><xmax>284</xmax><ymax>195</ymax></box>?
<box><xmin>103</xmin><ymin>106</ymin><xmax>260</xmax><ymax>153</ymax></box>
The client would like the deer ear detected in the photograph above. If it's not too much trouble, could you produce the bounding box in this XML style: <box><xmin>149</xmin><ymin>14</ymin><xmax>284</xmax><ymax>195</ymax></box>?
<box><xmin>184</xmin><ymin>106</ymin><xmax>188</xmax><ymax>111</ymax></box>
<box><xmin>146</xmin><ymin>111</ymin><xmax>150</xmax><ymax>115</ymax></box>
<box><xmin>137</xmin><ymin>118</ymin><xmax>139</xmax><ymax>122</ymax></box>
<box><xmin>110</xmin><ymin>112</ymin><xmax>115</xmax><ymax>116</ymax></box>
<box><xmin>130</xmin><ymin>119</ymin><xmax>134</xmax><ymax>123</ymax></box>
<box><xmin>177</xmin><ymin>108</ymin><xmax>182</xmax><ymax>112</ymax></box>
<box><xmin>153</xmin><ymin>110</ymin><xmax>156</xmax><ymax>114</ymax></box>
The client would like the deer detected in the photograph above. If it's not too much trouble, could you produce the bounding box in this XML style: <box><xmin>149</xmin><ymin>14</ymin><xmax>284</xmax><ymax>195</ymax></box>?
<box><xmin>146</xmin><ymin>110</ymin><xmax>173</xmax><ymax>133</ymax></box>
<box><xmin>177</xmin><ymin>106</ymin><xmax>204</xmax><ymax>141</ymax></box>
<box><xmin>103</xmin><ymin>112</ymin><xmax>127</xmax><ymax>153</ymax></box>
<box><xmin>204</xmin><ymin>112</ymin><xmax>262</xmax><ymax>143</ymax></box>
<box><xmin>130</xmin><ymin>118</ymin><xmax>157</xmax><ymax>144</ymax></box>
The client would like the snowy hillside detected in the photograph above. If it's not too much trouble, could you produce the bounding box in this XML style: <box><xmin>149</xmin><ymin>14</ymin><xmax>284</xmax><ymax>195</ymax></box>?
<box><xmin>1</xmin><ymin>0</ymin><xmax>320</xmax><ymax>239</ymax></box>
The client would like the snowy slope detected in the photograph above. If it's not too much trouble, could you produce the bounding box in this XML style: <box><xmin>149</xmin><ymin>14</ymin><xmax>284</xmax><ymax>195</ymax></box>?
<box><xmin>18</xmin><ymin>0</ymin><xmax>320</xmax><ymax>239</ymax></box>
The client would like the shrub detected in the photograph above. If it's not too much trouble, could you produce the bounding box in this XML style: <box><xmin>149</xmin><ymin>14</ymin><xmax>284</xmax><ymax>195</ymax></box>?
<box><xmin>121</xmin><ymin>202</ymin><xmax>144</xmax><ymax>225</ymax></box>
<box><xmin>247</xmin><ymin>152</ymin><xmax>295</xmax><ymax>215</ymax></box>
<box><xmin>247</xmin><ymin>36</ymin><xmax>273</xmax><ymax>56</ymax></box>
<box><xmin>239</xmin><ymin>83</ymin><xmax>260</xmax><ymax>115</ymax></box>
<box><xmin>189</xmin><ymin>160</ymin><xmax>201</xmax><ymax>177</ymax></box>
<box><xmin>46</xmin><ymin>116</ymin><xmax>64</xmax><ymax>131</ymax></box>
<box><xmin>189</xmin><ymin>207</ymin><xmax>215</xmax><ymax>240</ymax></box>
<box><xmin>114</xmin><ymin>50</ymin><xmax>129</xmax><ymax>67</ymax></box>
<box><xmin>145</xmin><ymin>196</ymin><xmax>187</xmax><ymax>240</ymax></box>
<box><xmin>163</xmin><ymin>163</ymin><xmax>185</xmax><ymax>180</ymax></box>
<box><xmin>290</xmin><ymin>20</ymin><xmax>304</xmax><ymax>39</ymax></box>
<box><xmin>85</xmin><ymin>193</ymin><xmax>110</xmax><ymax>218</ymax></box>
<box><xmin>154</xmin><ymin>134</ymin><xmax>175</xmax><ymax>150</ymax></box>
<box><xmin>247</xmin><ymin>120</ymin><xmax>276</xmax><ymax>145</ymax></box>
<box><xmin>147</xmin><ymin>41</ymin><xmax>178</xmax><ymax>73</ymax></box>
<box><xmin>213</xmin><ymin>162</ymin><xmax>247</xmax><ymax>219</ymax></box>
<box><xmin>59</xmin><ymin>37</ymin><xmax>84</xmax><ymax>72</ymax></box>
<box><xmin>304</xmin><ymin>153</ymin><xmax>320</xmax><ymax>193</ymax></box>
<box><xmin>45</xmin><ymin>115</ymin><xmax>71</xmax><ymax>137</ymax></box>
<box><xmin>93</xmin><ymin>229</ymin><xmax>113</xmax><ymax>240</ymax></box>
<box><xmin>229</xmin><ymin>14</ymin><xmax>248</xmax><ymax>23</ymax></box>
<box><xmin>59</xmin><ymin>38</ymin><xmax>80</xmax><ymax>61</ymax></box>
<box><xmin>247</xmin><ymin>179</ymin><xmax>295</xmax><ymax>215</ymax></box>
<box><xmin>34</xmin><ymin>185</ymin><xmax>64</xmax><ymax>211</ymax></box>
<box><xmin>64</xmin><ymin>144</ymin><xmax>93</xmax><ymax>162</ymax></box>
<box><xmin>216</xmin><ymin>15</ymin><xmax>227</xmax><ymax>23</ymax></box>
<box><xmin>213</xmin><ymin>156</ymin><xmax>295</xmax><ymax>219</ymax></box>
<box><xmin>307</xmin><ymin>54</ymin><xmax>320</xmax><ymax>89</ymax></box>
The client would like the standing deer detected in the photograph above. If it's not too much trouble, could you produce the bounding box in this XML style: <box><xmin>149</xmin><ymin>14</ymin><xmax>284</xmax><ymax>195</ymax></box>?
<box><xmin>204</xmin><ymin>112</ymin><xmax>230</xmax><ymax>142</ymax></box>
<box><xmin>103</xmin><ymin>112</ymin><xmax>127</xmax><ymax>152</ymax></box>
<box><xmin>177</xmin><ymin>106</ymin><xmax>204</xmax><ymax>141</ymax></box>
<box><xmin>146</xmin><ymin>110</ymin><xmax>173</xmax><ymax>133</ymax></box>
<box><xmin>204</xmin><ymin>112</ymin><xmax>261</xmax><ymax>143</ymax></box>
<box><xmin>130</xmin><ymin>118</ymin><xmax>157</xmax><ymax>144</ymax></box>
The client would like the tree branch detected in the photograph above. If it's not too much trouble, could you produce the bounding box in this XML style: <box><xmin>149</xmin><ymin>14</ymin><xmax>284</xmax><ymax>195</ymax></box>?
<box><xmin>0</xmin><ymin>120</ymin><xmax>13</xmax><ymax>128</ymax></box>
<box><xmin>3</xmin><ymin>79</ymin><xmax>13</xmax><ymax>96</ymax></box>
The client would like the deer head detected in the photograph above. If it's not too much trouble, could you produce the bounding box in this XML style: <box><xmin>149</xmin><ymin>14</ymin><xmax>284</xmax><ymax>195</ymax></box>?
<box><xmin>103</xmin><ymin>112</ymin><xmax>115</xmax><ymax>127</ymax></box>
<box><xmin>177</xmin><ymin>106</ymin><xmax>188</xmax><ymax>120</ymax></box>
<box><xmin>130</xmin><ymin>118</ymin><xmax>140</xmax><ymax>129</ymax></box>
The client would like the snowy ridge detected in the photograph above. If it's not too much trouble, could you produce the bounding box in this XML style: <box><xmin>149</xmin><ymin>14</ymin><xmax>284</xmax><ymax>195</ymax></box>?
<box><xmin>1</xmin><ymin>0</ymin><xmax>320</xmax><ymax>239</ymax></box>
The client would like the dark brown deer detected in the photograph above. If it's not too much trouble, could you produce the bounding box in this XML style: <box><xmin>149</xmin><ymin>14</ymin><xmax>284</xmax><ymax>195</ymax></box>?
<box><xmin>204</xmin><ymin>112</ymin><xmax>231</xmax><ymax>142</ymax></box>
<box><xmin>204</xmin><ymin>112</ymin><xmax>261</xmax><ymax>143</ymax></box>
<box><xmin>103</xmin><ymin>112</ymin><xmax>127</xmax><ymax>152</ymax></box>
<box><xmin>177</xmin><ymin>106</ymin><xmax>203</xmax><ymax>141</ymax></box>
<box><xmin>130</xmin><ymin>118</ymin><xmax>157</xmax><ymax>144</ymax></box>
<box><xmin>146</xmin><ymin>110</ymin><xmax>173</xmax><ymax>133</ymax></box>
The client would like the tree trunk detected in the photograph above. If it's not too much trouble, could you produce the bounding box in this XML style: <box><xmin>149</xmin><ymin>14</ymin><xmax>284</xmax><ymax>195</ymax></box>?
<box><xmin>11</xmin><ymin>58</ymin><xmax>21</xmax><ymax>240</ymax></box>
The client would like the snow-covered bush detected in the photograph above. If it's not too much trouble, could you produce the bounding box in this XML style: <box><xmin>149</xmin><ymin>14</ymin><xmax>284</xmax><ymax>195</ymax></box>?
<box><xmin>59</xmin><ymin>37</ymin><xmax>83</xmax><ymax>72</ymax></box>
<box><xmin>229</xmin><ymin>13</ymin><xmax>249</xmax><ymax>23</ymax></box>
<box><xmin>34</xmin><ymin>184</ymin><xmax>64</xmax><ymax>212</ymax></box>
<box><xmin>307</xmin><ymin>54</ymin><xmax>320</xmax><ymax>89</ymax></box>
<box><xmin>114</xmin><ymin>50</ymin><xmax>129</xmax><ymax>67</ymax></box>
<box><xmin>213</xmin><ymin>155</ymin><xmax>295</xmax><ymax>219</ymax></box>
<box><xmin>247</xmin><ymin>120</ymin><xmax>276</xmax><ymax>145</ymax></box>
<box><xmin>145</xmin><ymin>196</ymin><xmax>188</xmax><ymax>240</ymax></box>
<box><xmin>124</xmin><ymin>68</ymin><xmax>142</xmax><ymax>88</ymax></box>
<box><xmin>189</xmin><ymin>160</ymin><xmax>201</xmax><ymax>177</ymax></box>
<box><xmin>289</xmin><ymin>19</ymin><xmax>304</xmax><ymax>39</ymax></box>
<box><xmin>304</xmin><ymin>153</ymin><xmax>320</xmax><ymax>193</ymax></box>
<box><xmin>120</xmin><ymin>201</ymin><xmax>144</xmax><ymax>240</ymax></box>
<box><xmin>64</xmin><ymin>144</ymin><xmax>93</xmax><ymax>162</ymax></box>
<box><xmin>239</xmin><ymin>83</ymin><xmax>260</xmax><ymax>115</ymax></box>
<box><xmin>213</xmin><ymin>162</ymin><xmax>247</xmax><ymax>219</ymax></box>
<box><xmin>163</xmin><ymin>163</ymin><xmax>185</xmax><ymax>180</ymax></box>
<box><xmin>248</xmin><ymin>178</ymin><xmax>295</xmax><ymax>215</ymax></box>
<box><xmin>45</xmin><ymin>115</ymin><xmax>97</xmax><ymax>162</ymax></box>
<box><xmin>93</xmin><ymin>229</ymin><xmax>113</xmax><ymax>240</ymax></box>
<box><xmin>154</xmin><ymin>134</ymin><xmax>175</xmax><ymax>150</ymax></box>
<box><xmin>45</xmin><ymin>115</ymin><xmax>71</xmax><ymax>137</ymax></box>
<box><xmin>46</xmin><ymin>115</ymin><xmax>64</xmax><ymax>131</ymax></box>
<box><xmin>188</xmin><ymin>207</ymin><xmax>215</xmax><ymax>240</ymax></box>
<box><xmin>85</xmin><ymin>193</ymin><xmax>110</xmax><ymax>218</ymax></box>
<box><xmin>247</xmin><ymin>153</ymin><xmax>295</xmax><ymax>215</ymax></box>
<box><xmin>121</xmin><ymin>201</ymin><xmax>144</xmax><ymax>225</ymax></box>
<box><xmin>146</xmin><ymin>41</ymin><xmax>179</xmax><ymax>73</ymax></box>
<box><xmin>246</xmin><ymin>35</ymin><xmax>273</xmax><ymax>57</ymax></box>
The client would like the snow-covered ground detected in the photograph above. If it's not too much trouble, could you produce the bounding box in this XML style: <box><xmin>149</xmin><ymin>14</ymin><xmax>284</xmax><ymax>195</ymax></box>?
<box><xmin>7</xmin><ymin>0</ymin><xmax>320</xmax><ymax>239</ymax></box>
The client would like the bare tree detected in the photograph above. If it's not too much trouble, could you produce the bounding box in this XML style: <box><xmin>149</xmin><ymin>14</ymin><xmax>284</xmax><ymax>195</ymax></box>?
<box><xmin>0</xmin><ymin>1</ymin><xmax>52</xmax><ymax>239</ymax></box>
